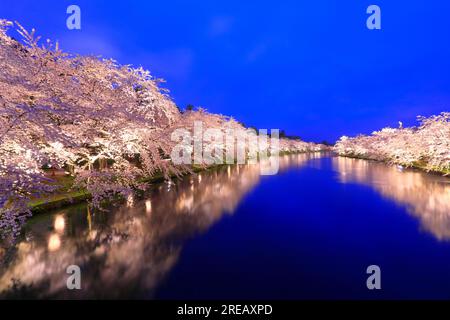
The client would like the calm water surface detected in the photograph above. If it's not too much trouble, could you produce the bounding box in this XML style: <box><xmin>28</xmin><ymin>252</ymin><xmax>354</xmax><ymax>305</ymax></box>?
<box><xmin>1</xmin><ymin>154</ymin><xmax>450</xmax><ymax>299</ymax></box>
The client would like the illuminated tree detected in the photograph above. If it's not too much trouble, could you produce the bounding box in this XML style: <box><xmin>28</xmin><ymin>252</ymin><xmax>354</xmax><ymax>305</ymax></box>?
<box><xmin>0</xmin><ymin>20</ymin><xmax>326</xmax><ymax>238</ymax></box>
<box><xmin>335</xmin><ymin>113</ymin><xmax>450</xmax><ymax>173</ymax></box>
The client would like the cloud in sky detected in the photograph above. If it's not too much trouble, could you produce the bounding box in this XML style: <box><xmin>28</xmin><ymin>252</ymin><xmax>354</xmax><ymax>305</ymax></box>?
<box><xmin>136</xmin><ymin>48</ymin><xmax>195</xmax><ymax>83</ymax></box>
<box><xmin>246</xmin><ymin>42</ymin><xmax>270</xmax><ymax>63</ymax></box>
<box><xmin>57</xmin><ymin>31</ymin><xmax>123</xmax><ymax>59</ymax></box>
<box><xmin>208</xmin><ymin>16</ymin><xmax>234</xmax><ymax>37</ymax></box>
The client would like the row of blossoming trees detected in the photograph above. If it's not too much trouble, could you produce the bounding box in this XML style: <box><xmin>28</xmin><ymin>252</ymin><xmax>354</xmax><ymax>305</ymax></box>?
<box><xmin>334</xmin><ymin>113</ymin><xmax>450</xmax><ymax>174</ymax></box>
<box><xmin>0</xmin><ymin>20</ymin><xmax>323</xmax><ymax>238</ymax></box>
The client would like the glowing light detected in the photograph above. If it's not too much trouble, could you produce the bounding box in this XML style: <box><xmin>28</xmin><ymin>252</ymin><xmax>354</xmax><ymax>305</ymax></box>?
<box><xmin>48</xmin><ymin>234</ymin><xmax>61</xmax><ymax>252</ymax></box>
<box><xmin>145</xmin><ymin>200</ymin><xmax>152</xmax><ymax>214</ymax></box>
<box><xmin>87</xmin><ymin>207</ymin><xmax>92</xmax><ymax>232</ymax></box>
<box><xmin>54</xmin><ymin>215</ymin><xmax>65</xmax><ymax>233</ymax></box>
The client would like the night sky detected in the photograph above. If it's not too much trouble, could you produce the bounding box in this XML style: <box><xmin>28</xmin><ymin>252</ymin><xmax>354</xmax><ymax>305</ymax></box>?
<box><xmin>2</xmin><ymin>0</ymin><xmax>450</xmax><ymax>142</ymax></box>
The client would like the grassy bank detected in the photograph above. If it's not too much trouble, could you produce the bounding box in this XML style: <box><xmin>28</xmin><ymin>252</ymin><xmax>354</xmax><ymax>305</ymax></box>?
<box><xmin>29</xmin><ymin>163</ymin><xmax>230</xmax><ymax>214</ymax></box>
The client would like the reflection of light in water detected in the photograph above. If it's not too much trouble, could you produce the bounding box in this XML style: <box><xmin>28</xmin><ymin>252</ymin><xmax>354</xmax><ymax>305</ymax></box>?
<box><xmin>87</xmin><ymin>230</ymin><xmax>97</xmax><ymax>241</ymax></box>
<box><xmin>198</xmin><ymin>174</ymin><xmax>202</xmax><ymax>183</ymax></box>
<box><xmin>87</xmin><ymin>207</ymin><xmax>92</xmax><ymax>232</ymax></box>
<box><xmin>54</xmin><ymin>215</ymin><xmax>65</xmax><ymax>233</ymax></box>
<box><xmin>176</xmin><ymin>193</ymin><xmax>194</xmax><ymax>212</ymax></box>
<box><xmin>0</xmin><ymin>154</ymin><xmax>320</xmax><ymax>298</ymax></box>
<box><xmin>145</xmin><ymin>200</ymin><xmax>152</xmax><ymax>214</ymax></box>
<box><xmin>333</xmin><ymin>157</ymin><xmax>450</xmax><ymax>240</ymax></box>
<box><xmin>48</xmin><ymin>234</ymin><xmax>61</xmax><ymax>252</ymax></box>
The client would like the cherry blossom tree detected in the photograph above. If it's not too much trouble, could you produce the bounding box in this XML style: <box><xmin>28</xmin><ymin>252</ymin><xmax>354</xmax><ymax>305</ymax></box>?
<box><xmin>335</xmin><ymin>113</ymin><xmax>450</xmax><ymax>174</ymax></box>
<box><xmin>0</xmin><ymin>20</ymin><xmax>180</xmax><ymax>238</ymax></box>
<box><xmin>0</xmin><ymin>20</ymin><xmax>326</xmax><ymax>239</ymax></box>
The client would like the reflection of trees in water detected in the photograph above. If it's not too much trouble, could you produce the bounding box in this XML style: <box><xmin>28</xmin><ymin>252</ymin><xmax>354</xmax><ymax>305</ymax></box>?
<box><xmin>0</xmin><ymin>154</ymin><xmax>315</xmax><ymax>299</ymax></box>
<box><xmin>333</xmin><ymin>157</ymin><xmax>450</xmax><ymax>241</ymax></box>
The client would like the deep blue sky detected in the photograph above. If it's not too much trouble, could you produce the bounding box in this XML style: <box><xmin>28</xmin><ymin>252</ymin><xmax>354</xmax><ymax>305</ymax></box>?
<box><xmin>3</xmin><ymin>1</ymin><xmax>450</xmax><ymax>142</ymax></box>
